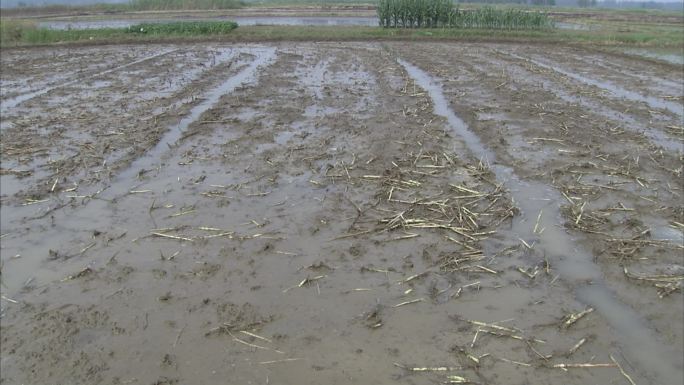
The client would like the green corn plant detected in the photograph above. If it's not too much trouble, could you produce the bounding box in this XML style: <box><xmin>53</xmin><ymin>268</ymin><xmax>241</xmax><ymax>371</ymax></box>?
<box><xmin>377</xmin><ymin>1</ymin><xmax>553</xmax><ymax>30</ymax></box>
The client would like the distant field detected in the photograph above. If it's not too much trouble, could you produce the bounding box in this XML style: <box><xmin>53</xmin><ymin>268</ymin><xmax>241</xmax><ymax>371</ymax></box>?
<box><xmin>0</xmin><ymin>2</ymin><xmax>681</xmax><ymax>49</ymax></box>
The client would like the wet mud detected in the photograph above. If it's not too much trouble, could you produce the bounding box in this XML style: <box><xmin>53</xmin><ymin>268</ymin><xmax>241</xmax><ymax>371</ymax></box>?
<box><xmin>1</xmin><ymin>42</ymin><xmax>682</xmax><ymax>385</ymax></box>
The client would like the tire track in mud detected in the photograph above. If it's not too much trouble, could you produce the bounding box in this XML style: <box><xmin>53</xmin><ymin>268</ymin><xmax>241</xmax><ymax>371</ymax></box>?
<box><xmin>396</xmin><ymin>44</ymin><xmax>680</xmax><ymax>154</ymax></box>
<box><xmin>0</xmin><ymin>48</ymin><xmax>178</xmax><ymax>116</ymax></box>
<box><xmin>397</xmin><ymin>57</ymin><xmax>683</xmax><ymax>385</ymax></box>
<box><xmin>393</xmin><ymin>43</ymin><xmax>682</xmax><ymax>365</ymax></box>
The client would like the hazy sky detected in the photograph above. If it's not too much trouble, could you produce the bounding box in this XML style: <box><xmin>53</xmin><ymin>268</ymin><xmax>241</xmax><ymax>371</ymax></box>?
<box><xmin>1</xmin><ymin>0</ymin><xmax>682</xmax><ymax>6</ymax></box>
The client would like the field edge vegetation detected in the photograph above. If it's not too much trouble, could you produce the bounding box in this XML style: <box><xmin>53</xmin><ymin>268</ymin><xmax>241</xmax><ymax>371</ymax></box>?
<box><xmin>0</xmin><ymin>20</ymin><xmax>681</xmax><ymax>48</ymax></box>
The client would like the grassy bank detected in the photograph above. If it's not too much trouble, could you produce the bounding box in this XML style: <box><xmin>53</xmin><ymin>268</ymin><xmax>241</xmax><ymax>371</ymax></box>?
<box><xmin>0</xmin><ymin>20</ymin><xmax>239</xmax><ymax>45</ymax></box>
<box><xmin>1</xmin><ymin>21</ymin><xmax>682</xmax><ymax>48</ymax></box>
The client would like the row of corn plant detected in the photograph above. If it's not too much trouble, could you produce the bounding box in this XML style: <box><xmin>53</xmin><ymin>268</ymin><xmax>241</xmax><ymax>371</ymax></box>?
<box><xmin>454</xmin><ymin>6</ymin><xmax>554</xmax><ymax>29</ymax></box>
<box><xmin>377</xmin><ymin>0</ymin><xmax>454</xmax><ymax>28</ymax></box>
<box><xmin>377</xmin><ymin>1</ymin><xmax>554</xmax><ymax>30</ymax></box>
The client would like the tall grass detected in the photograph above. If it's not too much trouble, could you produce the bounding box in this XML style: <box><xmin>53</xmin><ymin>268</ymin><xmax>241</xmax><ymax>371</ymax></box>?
<box><xmin>1</xmin><ymin>20</ymin><xmax>33</xmax><ymax>44</ymax></box>
<box><xmin>0</xmin><ymin>20</ymin><xmax>238</xmax><ymax>46</ymax></box>
<box><xmin>377</xmin><ymin>1</ymin><xmax>554</xmax><ymax>30</ymax></box>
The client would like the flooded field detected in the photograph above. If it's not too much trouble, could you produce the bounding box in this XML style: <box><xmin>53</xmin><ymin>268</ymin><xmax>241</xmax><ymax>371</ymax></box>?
<box><xmin>1</xmin><ymin>42</ymin><xmax>682</xmax><ymax>385</ymax></box>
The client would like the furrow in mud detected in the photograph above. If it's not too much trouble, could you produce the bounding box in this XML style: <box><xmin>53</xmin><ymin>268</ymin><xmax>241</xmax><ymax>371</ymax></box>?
<box><xmin>486</xmin><ymin>48</ymin><xmax>681</xmax><ymax>152</ymax></box>
<box><xmin>397</xmin><ymin>56</ymin><xmax>682</xmax><ymax>385</ymax></box>
<box><xmin>0</xmin><ymin>48</ymin><xmax>179</xmax><ymax>115</ymax></box>
<box><xmin>502</xmin><ymin>51</ymin><xmax>684</xmax><ymax>119</ymax></box>
<box><xmin>0</xmin><ymin>46</ymin><xmax>169</xmax><ymax>100</ymax></box>
<box><xmin>392</xmin><ymin>41</ymin><xmax>682</xmax><ymax>383</ymax></box>
<box><xmin>494</xmin><ymin>54</ymin><xmax>684</xmax><ymax>154</ymax></box>
<box><xmin>0</xmin><ymin>46</ymin><xmax>245</xmax><ymax>207</ymax></box>
<box><xmin>104</xmin><ymin>46</ymin><xmax>277</xmax><ymax>198</ymax></box>
<box><xmin>518</xmin><ymin>46</ymin><xmax>684</xmax><ymax>98</ymax></box>
<box><xmin>0</xmin><ymin>46</ymin><xmax>277</xmax><ymax>293</ymax></box>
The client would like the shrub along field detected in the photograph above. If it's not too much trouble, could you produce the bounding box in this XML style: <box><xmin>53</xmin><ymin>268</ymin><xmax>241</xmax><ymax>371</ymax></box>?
<box><xmin>0</xmin><ymin>20</ymin><xmax>239</xmax><ymax>45</ymax></box>
<box><xmin>127</xmin><ymin>21</ymin><xmax>239</xmax><ymax>34</ymax></box>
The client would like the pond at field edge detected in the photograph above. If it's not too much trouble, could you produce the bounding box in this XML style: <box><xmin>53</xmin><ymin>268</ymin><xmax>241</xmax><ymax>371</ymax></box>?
<box><xmin>38</xmin><ymin>16</ymin><xmax>379</xmax><ymax>30</ymax></box>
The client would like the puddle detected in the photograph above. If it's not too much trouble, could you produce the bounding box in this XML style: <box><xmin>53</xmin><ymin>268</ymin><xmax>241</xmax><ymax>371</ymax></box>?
<box><xmin>106</xmin><ymin>47</ymin><xmax>277</xmax><ymax>197</ymax></box>
<box><xmin>507</xmin><ymin>53</ymin><xmax>683</xmax><ymax>118</ymax></box>
<box><xmin>304</xmin><ymin>105</ymin><xmax>340</xmax><ymax>117</ymax></box>
<box><xmin>38</xmin><ymin>17</ymin><xmax>378</xmax><ymax>30</ymax></box>
<box><xmin>398</xmin><ymin>57</ymin><xmax>684</xmax><ymax>385</ymax></box>
<box><xmin>0</xmin><ymin>174</ymin><xmax>23</xmax><ymax>198</ymax></box>
<box><xmin>0</xmin><ymin>49</ymin><xmax>177</xmax><ymax>117</ymax></box>
<box><xmin>231</xmin><ymin>16</ymin><xmax>378</xmax><ymax>26</ymax></box>
<box><xmin>646</xmin><ymin>218</ymin><xmax>684</xmax><ymax>243</ymax></box>
<box><xmin>555</xmin><ymin>22</ymin><xmax>593</xmax><ymax>30</ymax></box>
<box><xmin>275</xmin><ymin>129</ymin><xmax>296</xmax><ymax>145</ymax></box>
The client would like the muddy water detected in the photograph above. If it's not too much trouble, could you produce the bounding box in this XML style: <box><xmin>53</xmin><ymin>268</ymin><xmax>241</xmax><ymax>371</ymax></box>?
<box><xmin>0</xmin><ymin>47</ymin><xmax>243</xmax><ymax>233</ymax></box>
<box><xmin>398</xmin><ymin>57</ymin><xmax>684</xmax><ymax>385</ymax></box>
<box><xmin>555</xmin><ymin>22</ymin><xmax>593</xmax><ymax>30</ymax></box>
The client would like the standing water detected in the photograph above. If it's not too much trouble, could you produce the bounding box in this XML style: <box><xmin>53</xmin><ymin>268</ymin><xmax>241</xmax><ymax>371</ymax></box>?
<box><xmin>397</xmin><ymin>58</ymin><xmax>684</xmax><ymax>385</ymax></box>
<box><xmin>38</xmin><ymin>17</ymin><xmax>378</xmax><ymax>30</ymax></box>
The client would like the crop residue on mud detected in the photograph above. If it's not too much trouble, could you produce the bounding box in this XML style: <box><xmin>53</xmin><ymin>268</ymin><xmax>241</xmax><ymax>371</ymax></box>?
<box><xmin>1</xmin><ymin>42</ymin><xmax>682</xmax><ymax>385</ymax></box>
